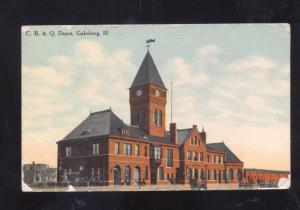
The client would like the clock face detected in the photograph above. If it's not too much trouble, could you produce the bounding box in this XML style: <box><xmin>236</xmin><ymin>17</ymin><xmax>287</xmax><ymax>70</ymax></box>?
<box><xmin>155</xmin><ymin>89</ymin><xmax>160</xmax><ymax>97</ymax></box>
<box><xmin>136</xmin><ymin>89</ymin><xmax>142</xmax><ymax>96</ymax></box>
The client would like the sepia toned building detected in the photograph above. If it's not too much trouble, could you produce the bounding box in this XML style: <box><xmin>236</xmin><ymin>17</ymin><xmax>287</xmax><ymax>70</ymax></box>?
<box><xmin>56</xmin><ymin>50</ymin><xmax>287</xmax><ymax>187</ymax></box>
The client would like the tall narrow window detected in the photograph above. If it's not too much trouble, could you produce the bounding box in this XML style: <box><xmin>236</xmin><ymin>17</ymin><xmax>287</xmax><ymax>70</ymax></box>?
<box><xmin>167</xmin><ymin>149</ymin><xmax>173</xmax><ymax>167</ymax></box>
<box><xmin>144</xmin><ymin>166</ymin><xmax>148</xmax><ymax>180</ymax></box>
<box><xmin>158</xmin><ymin>167</ymin><xmax>164</xmax><ymax>180</ymax></box>
<box><xmin>93</xmin><ymin>143</ymin><xmax>99</xmax><ymax>155</ymax></box>
<box><xmin>200</xmin><ymin>152</ymin><xmax>204</xmax><ymax>161</ymax></box>
<box><xmin>187</xmin><ymin>151</ymin><xmax>192</xmax><ymax>160</ymax></box>
<box><xmin>91</xmin><ymin>168</ymin><xmax>94</xmax><ymax>180</ymax></box>
<box><xmin>207</xmin><ymin>154</ymin><xmax>210</xmax><ymax>163</ymax></box>
<box><xmin>97</xmin><ymin>168</ymin><xmax>100</xmax><ymax>181</ymax></box>
<box><xmin>193</xmin><ymin>152</ymin><xmax>198</xmax><ymax>161</ymax></box>
<box><xmin>144</xmin><ymin>146</ymin><xmax>148</xmax><ymax>157</ymax></box>
<box><xmin>158</xmin><ymin>110</ymin><xmax>162</xmax><ymax>126</ymax></box>
<box><xmin>135</xmin><ymin>144</ymin><xmax>140</xmax><ymax>156</ymax></box>
<box><xmin>124</xmin><ymin>144</ymin><xmax>131</xmax><ymax>155</ymax></box>
<box><xmin>114</xmin><ymin>143</ymin><xmax>120</xmax><ymax>155</ymax></box>
<box><xmin>153</xmin><ymin>146</ymin><xmax>161</xmax><ymax>160</ymax></box>
<box><xmin>66</xmin><ymin>146</ymin><xmax>71</xmax><ymax>157</ymax></box>
<box><xmin>153</xmin><ymin>109</ymin><xmax>158</xmax><ymax>125</ymax></box>
<box><xmin>139</xmin><ymin>109</ymin><xmax>145</xmax><ymax>125</ymax></box>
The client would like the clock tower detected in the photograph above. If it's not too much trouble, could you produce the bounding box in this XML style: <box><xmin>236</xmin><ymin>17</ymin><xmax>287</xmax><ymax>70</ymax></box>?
<box><xmin>129</xmin><ymin>51</ymin><xmax>167</xmax><ymax>137</ymax></box>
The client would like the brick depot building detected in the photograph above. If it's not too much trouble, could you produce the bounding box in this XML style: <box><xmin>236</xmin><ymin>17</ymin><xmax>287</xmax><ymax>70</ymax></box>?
<box><xmin>57</xmin><ymin>51</ymin><xmax>288</xmax><ymax>187</ymax></box>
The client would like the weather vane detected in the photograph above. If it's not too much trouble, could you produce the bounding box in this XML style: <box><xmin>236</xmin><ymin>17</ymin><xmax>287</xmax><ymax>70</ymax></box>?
<box><xmin>145</xmin><ymin>38</ymin><xmax>155</xmax><ymax>51</ymax></box>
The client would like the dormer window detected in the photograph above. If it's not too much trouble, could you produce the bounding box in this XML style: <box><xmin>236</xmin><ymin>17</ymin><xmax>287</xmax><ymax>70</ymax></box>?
<box><xmin>120</xmin><ymin>128</ymin><xmax>129</xmax><ymax>135</ymax></box>
<box><xmin>81</xmin><ymin>130</ymin><xmax>91</xmax><ymax>135</ymax></box>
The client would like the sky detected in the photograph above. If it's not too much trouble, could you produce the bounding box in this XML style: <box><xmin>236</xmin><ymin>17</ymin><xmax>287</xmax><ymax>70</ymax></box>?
<box><xmin>22</xmin><ymin>24</ymin><xmax>290</xmax><ymax>170</ymax></box>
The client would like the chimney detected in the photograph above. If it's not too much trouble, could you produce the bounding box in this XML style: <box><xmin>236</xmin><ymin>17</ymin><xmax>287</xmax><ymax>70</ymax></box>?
<box><xmin>199</xmin><ymin>127</ymin><xmax>206</xmax><ymax>144</ymax></box>
<box><xmin>170</xmin><ymin>123</ymin><xmax>177</xmax><ymax>144</ymax></box>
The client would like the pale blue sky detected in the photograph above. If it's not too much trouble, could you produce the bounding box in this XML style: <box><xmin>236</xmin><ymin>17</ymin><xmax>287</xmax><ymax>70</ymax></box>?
<box><xmin>22</xmin><ymin>24</ymin><xmax>290</xmax><ymax>170</ymax></box>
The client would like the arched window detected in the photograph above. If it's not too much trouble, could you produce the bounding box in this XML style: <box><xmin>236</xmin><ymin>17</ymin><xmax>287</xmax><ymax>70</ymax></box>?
<box><xmin>206</xmin><ymin>169</ymin><xmax>210</xmax><ymax>180</ymax></box>
<box><xmin>200</xmin><ymin>169</ymin><xmax>204</xmax><ymax>180</ymax></box>
<box><xmin>237</xmin><ymin>169</ymin><xmax>242</xmax><ymax>181</ymax></box>
<box><xmin>194</xmin><ymin>169</ymin><xmax>198</xmax><ymax>180</ymax></box>
<box><xmin>134</xmin><ymin>166</ymin><xmax>141</xmax><ymax>184</ymax></box>
<box><xmin>139</xmin><ymin>109</ymin><xmax>145</xmax><ymax>125</ymax></box>
<box><xmin>125</xmin><ymin>166</ymin><xmax>131</xmax><ymax>185</ymax></box>
<box><xmin>227</xmin><ymin>168</ymin><xmax>233</xmax><ymax>181</ymax></box>
<box><xmin>187</xmin><ymin>168</ymin><xmax>192</xmax><ymax>180</ymax></box>
<box><xmin>113</xmin><ymin>165</ymin><xmax>121</xmax><ymax>185</ymax></box>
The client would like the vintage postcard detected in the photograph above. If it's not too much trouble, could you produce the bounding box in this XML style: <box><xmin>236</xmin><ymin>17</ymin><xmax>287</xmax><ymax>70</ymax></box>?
<box><xmin>22</xmin><ymin>24</ymin><xmax>290</xmax><ymax>192</ymax></box>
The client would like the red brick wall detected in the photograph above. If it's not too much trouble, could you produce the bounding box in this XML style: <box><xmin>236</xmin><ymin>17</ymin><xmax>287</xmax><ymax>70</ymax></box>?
<box><xmin>107</xmin><ymin>136</ymin><xmax>150</xmax><ymax>185</ymax></box>
<box><xmin>129</xmin><ymin>84</ymin><xmax>167</xmax><ymax>137</ymax></box>
<box><xmin>243</xmin><ymin>170</ymin><xmax>289</xmax><ymax>184</ymax></box>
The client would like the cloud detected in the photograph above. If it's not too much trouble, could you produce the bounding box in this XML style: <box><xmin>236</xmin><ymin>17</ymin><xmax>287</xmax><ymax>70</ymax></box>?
<box><xmin>197</xmin><ymin>44</ymin><xmax>221</xmax><ymax>57</ymax></box>
<box><xmin>226</xmin><ymin>56</ymin><xmax>276</xmax><ymax>73</ymax></box>
<box><xmin>163</xmin><ymin>57</ymin><xmax>210</xmax><ymax>87</ymax></box>
<box><xmin>245</xmin><ymin>95</ymin><xmax>266</xmax><ymax>109</ymax></box>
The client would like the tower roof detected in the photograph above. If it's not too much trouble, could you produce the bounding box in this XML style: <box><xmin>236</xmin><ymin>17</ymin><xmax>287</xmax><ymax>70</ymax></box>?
<box><xmin>130</xmin><ymin>51</ymin><xmax>166</xmax><ymax>89</ymax></box>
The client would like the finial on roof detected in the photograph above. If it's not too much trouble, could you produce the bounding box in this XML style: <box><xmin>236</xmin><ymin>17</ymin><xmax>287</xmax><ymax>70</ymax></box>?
<box><xmin>202</xmin><ymin>126</ymin><xmax>205</xmax><ymax>132</ymax></box>
<box><xmin>109</xmin><ymin>106</ymin><xmax>112</xmax><ymax>110</ymax></box>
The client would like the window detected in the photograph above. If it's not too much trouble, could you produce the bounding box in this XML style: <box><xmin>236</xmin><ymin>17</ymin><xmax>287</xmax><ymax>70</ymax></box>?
<box><xmin>120</xmin><ymin>128</ymin><xmax>129</xmax><ymax>135</ymax></box>
<box><xmin>214</xmin><ymin>170</ymin><xmax>217</xmax><ymax>180</ymax></box>
<box><xmin>97</xmin><ymin>168</ymin><xmax>100</xmax><ymax>180</ymax></box>
<box><xmin>220</xmin><ymin>156</ymin><xmax>223</xmax><ymax>164</ymax></box>
<box><xmin>124</xmin><ymin>144</ymin><xmax>131</xmax><ymax>155</ymax></box>
<box><xmin>153</xmin><ymin>110</ymin><xmax>158</xmax><ymax>125</ymax></box>
<box><xmin>158</xmin><ymin>110</ymin><xmax>162</xmax><ymax>126</ymax></box>
<box><xmin>91</xmin><ymin>168</ymin><xmax>94</xmax><ymax>180</ymax></box>
<box><xmin>66</xmin><ymin>146</ymin><xmax>71</xmax><ymax>157</ymax></box>
<box><xmin>167</xmin><ymin>149</ymin><xmax>173</xmax><ymax>167</ymax></box>
<box><xmin>193</xmin><ymin>152</ymin><xmax>198</xmax><ymax>161</ymax></box>
<box><xmin>207</xmin><ymin>154</ymin><xmax>210</xmax><ymax>163</ymax></box>
<box><xmin>153</xmin><ymin>110</ymin><xmax>162</xmax><ymax>126</ymax></box>
<box><xmin>134</xmin><ymin>109</ymin><xmax>140</xmax><ymax>125</ymax></box>
<box><xmin>114</xmin><ymin>143</ymin><xmax>120</xmax><ymax>155</ymax></box>
<box><xmin>135</xmin><ymin>144</ymin><xmax>140</xmax><ymax>156</ymax></box>
<box><xmin>206</xmin><ymin>169</ymin><xmax>210</xmax><ymax>180</ymax></box>
<box><xmin>139</xmin><ymin>109</ymin><xmax>146</xmax><ymax>125</ymax></box>
<box><xmin>187</xmin><ymin>151</ymin><xmax>192</xmax><ymax>160</ymax></box>
<box><xmin>214</xmin><ymin>156</ymin><xmax>216</xmax><ymax>163</ymax></box>
<box><xmin>200</xmin><ymin>169</ymin><xmax>204</xmax><ymax>180</ymax></box>
<box><xmin>144</xmin><ymin>166</ymin><xmax>148</xmax><ymax>180</ymax></box>
<box><xmin>92</xmin><ymin>143</ymin><xmax>99</xmax><ymax>155</ymax></box>
<box><xmin>153</xmin><ymin>146</ymin><xmax>161</xmax><ymax>160</ymax></box>
<box><xmin>200</xmin><ymin>152</ymin><xmax>204</xmax><ymax>161</ymax></box>
<box><xmin>190</xmin><ymin>138</ymin><xmax>192</xmax><ymax>144</ymax></box>
<box><xmin>144</xmin><ymin>146</ymin><xmax>148</xmax><ymax>157</ymax></box>
<box><xmin>158</xmin><ymin>167</ymin><xmax>164</xmax><ymax>180</ymax></box>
